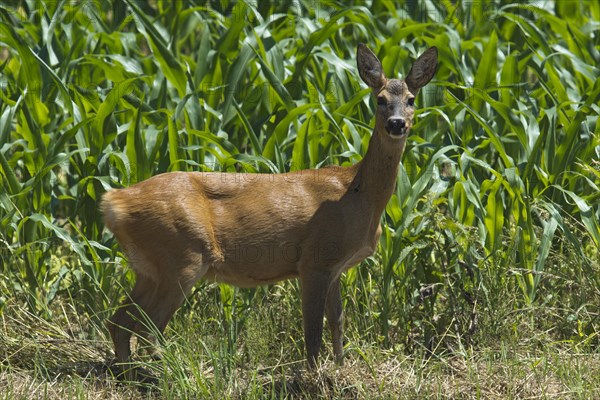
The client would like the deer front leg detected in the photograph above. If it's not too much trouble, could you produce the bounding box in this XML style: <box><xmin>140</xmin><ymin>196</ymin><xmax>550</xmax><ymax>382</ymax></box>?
<box><xmin>326</xmin><ymin>277</ymin><xmax>344</xmax><ymax>365</ymax></box>
<box><xmin>301</xmin><ymin>269</ymin><xmax>331</xmax><ymax>369</ymax></box>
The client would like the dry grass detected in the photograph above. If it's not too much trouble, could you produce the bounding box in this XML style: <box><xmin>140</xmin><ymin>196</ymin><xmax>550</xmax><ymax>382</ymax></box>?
<box><xmin>2</xmin><ymin>314</ymin><xmax>599</xmax><ymax>400</ymax></box>
<box><xmin>2</xmin><ymin>353</ymin><xmax>599</xmax><ymax>399</ymax></box>
<box><xmin>1</xmin><ymin>287</ymin><xmax>600</xmax><ymax>399</ymax></box>
<box><xmin>2</xmin><ymin>273</ymin><xmax>599</xmax><ymax>399</ymax></box>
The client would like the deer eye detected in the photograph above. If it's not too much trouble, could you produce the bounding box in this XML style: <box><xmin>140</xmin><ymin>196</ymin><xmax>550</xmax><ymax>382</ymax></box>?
<box><xmin>377</xmin><ymin>96</ymin><xmax>387</xmax><ymax>107</ymax></box>
<box><xmin>407</xmin><ymin>97</ymin><xmax>415</xmax><ymax>107</ymax></box>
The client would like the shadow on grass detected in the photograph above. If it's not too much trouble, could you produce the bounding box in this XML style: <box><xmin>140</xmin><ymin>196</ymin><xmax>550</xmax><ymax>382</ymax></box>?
<box><xmin>255</xmin><ymin>366</ymin><xmax>361</xmax><ymax>400</ymax></box>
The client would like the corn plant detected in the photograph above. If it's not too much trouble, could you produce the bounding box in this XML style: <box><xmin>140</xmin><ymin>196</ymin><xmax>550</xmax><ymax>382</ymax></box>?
<box><xmin>0</xmin><ymin>1</ymin><xmax>598</xmax><ymax>359</ymax></box>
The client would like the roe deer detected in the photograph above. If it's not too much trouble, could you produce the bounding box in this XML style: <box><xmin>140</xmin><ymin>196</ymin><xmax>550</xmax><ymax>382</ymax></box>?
<box><xmin>102</xmin><ymin>44</ymin><xmax>437</xmax><ymax>372</ymax></box>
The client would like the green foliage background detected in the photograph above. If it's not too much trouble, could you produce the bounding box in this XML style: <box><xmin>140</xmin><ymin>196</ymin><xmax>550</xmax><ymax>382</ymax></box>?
<box><xmin>1</xmin><ymin>0</ymin><xmax>599</xmax><ymax>374</ymax></box>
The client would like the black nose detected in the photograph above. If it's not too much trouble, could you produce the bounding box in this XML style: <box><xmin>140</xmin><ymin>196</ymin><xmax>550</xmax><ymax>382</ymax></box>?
<box><xmin>385</xmin><ymin>118</ymin><xmax>406</xmax><ymax>135</ymax></box>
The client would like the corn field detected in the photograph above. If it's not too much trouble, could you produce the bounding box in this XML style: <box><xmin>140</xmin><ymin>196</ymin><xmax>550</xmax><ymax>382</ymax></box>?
<box><xmin>1</xmin><ymin>1</ymin><xmax>599</xmax><ymax>398</ymax></box>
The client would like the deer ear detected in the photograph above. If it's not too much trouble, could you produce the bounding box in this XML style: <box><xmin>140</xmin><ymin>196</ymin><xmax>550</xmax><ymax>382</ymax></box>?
<box><xmin>357</xmin><ymin>44</ymin><xmax>386</xmax><ymax>90</ymax></box>
<box><xmin>405</xmin><ymin>47</ymin><xmax>438</xmax><ymax>95</ymax></box>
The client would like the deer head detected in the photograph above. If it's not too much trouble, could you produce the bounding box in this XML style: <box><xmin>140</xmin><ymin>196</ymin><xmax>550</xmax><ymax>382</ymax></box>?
<box><xmin>357</xmin><ymin>44</ymin><xmax>438</xmax><ymax>138</ymax></box>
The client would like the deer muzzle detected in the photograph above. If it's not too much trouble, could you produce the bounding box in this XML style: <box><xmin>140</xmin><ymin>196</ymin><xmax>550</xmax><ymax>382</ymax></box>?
<box><xmin>385</xmin><ymin>117</ymin><xmax>407</xmax><ymax>136</ymax></box>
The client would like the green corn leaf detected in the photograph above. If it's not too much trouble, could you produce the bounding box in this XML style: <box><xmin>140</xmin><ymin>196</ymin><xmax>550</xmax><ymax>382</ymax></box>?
<box><xmin>187</xmin><ymin>129</ymin><xmax>238</xmax><ymax>161</ymax></box>
<box><xmin>95</xmin><ymin>77</ymin><xmax>143</xmax><ymax>154</ymax></box>
<box><xmin>0</xmin><ymin>147</ymin><xmax>21</xmax><ymax>194</ymax></box>
<box><xmin>553</xmin><ymin>185</ymin><xmax>600</xmax><ymax>247</ymax></box>
<box><xmin>0</xmin><ymin>23</ymin><xmax>42</xmax><ymax>98</ymax></box>
<box><xmin>483</xmin><ymin>179</ymin><xmax>504</xmax><ymax>251</ymax></box>
<box><xmin>500</xmin><ymin>53</ymin><xmax>518</xmax><ymax>107</ymax></box>
<box><xmin>263</xmin><ymin>104</ymin><xmax>316</xmax><ymax>160</ymax></box>
<box><xmin>167</xmin><ymin>118</ymin><xmax>180</xmax><ymax>170</ymax></box>
<box><xmin>532</xmin><ymin>216</ymin><xmax>558</xmax><ymax>290</ymax></box>
<box><xmin>124</xmin><ymin>0</ymin><xmax>186</xmax><ymax>97</ymax></box>
<box><xmin>471</xmin><ymin>30</ymin><xmax>497</xmax><ymax>113</ymax></box>
<box><xmin>222</xmin><ymin>42</ymin><xmax>255</xmax><ymax>126</ymax></box>
<box><xmin>253</xmin><ymin>48</ymin><xmax>295</xmax><ymax>112</ymax></box>
<box><xmin>233</xmin><ymin>100</ymin><xmax>263</xmax><ymax>155</ymax></box>
<box><xmin>291</xmin><ymin>113</ymin><xmax>311</xmax><ymax>171</ymax></box>
<box><xmin>28</xmin><ymin>213</ymin><xmax>90</xmax><ymax>266</ymax></box>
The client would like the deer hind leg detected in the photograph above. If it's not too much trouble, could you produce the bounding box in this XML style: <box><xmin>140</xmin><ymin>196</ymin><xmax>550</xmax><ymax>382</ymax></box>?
<box><xmin>301</xmin><ymin>269</ymin><xmax>333</xmax><ymax>369</ymax></box>
<box><xmin>132</xmin><ymin>282</ymin><xmax>185</xmax><ymax>360</ymax></box>
<box><xmin>109</xmin><ymin>258</ymin><xmax>208</xmax><ymax>364</ymax></box>
<box><xmin>325</xmin><ymin>277</ymin><xmax>344</xmax><ymax>366</ymax></box>
<box><xmin>108</xmin><ymin>274</ymin><xmax>158</xmax><ymax>364</ymax></box>
<box><xmin>135</xmin><ymin>275</ymin><xmax>198</xmax><ymax>349</ymax></box>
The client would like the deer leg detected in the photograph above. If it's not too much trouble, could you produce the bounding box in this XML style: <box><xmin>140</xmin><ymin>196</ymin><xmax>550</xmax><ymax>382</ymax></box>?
<box><xmin>108</xmin><ymin>275</ymin><xmax>158</xmax><ymax>364</ymax></box>
<box><xmin>144</xmin><ymin>284</ymin><xmax>188</xmax><ymax>336</ymax></box>
<box><xmin>301</xmin><ymin>269</ymin><xmax>332</xmax><ymax>369</ymax></box>
<box><xmin>131</xmin><ymin>287</ymin><xmax>186</xmax><ymax>361</ymax></box>
<box><xmin>326</xmin><ymin>277</ymin><xmax>344</xmax><ymax>366</ymax></box>
<box><xmin>135</xmin><ymin>263</ymin><xmax>208</xmax><ymax>356</ymax></box>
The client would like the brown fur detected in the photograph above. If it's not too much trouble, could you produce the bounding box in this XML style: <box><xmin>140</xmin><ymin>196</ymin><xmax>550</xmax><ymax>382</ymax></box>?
<box><xmin>102</xmin><ymin>44</ymin><xmax>437</xmax><ymax>372</ymax></box>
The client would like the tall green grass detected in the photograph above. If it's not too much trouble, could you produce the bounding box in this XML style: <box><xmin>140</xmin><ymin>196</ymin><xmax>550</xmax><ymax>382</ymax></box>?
<box><xmin>1</xmin><ymin>0</ymin><xmax>598</xmax><ymax>376</ymax></box>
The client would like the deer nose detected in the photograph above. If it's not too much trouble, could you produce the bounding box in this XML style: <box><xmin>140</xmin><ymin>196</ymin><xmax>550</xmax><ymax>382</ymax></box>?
<box><xmin>385</xmin><ymin>118</ymin><xmax>406</xmax><ymax>135</ymax></box>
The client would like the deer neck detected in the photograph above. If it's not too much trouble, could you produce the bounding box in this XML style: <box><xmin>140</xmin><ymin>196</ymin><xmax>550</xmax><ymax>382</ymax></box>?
<box><xmin>354</xmin><ymin>119</ymin><xmax>406</xmax><ymax>216</ymax></box>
